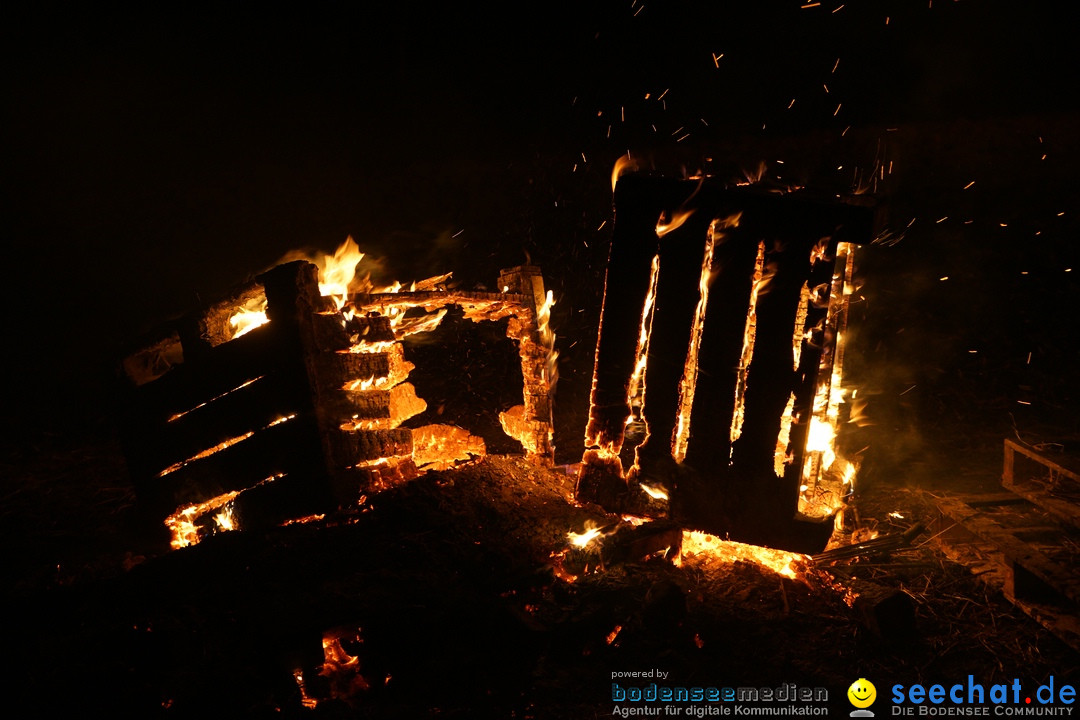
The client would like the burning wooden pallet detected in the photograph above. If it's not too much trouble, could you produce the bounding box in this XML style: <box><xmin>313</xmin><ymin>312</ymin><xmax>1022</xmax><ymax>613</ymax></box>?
<box><xmin>577</xmin><ymin>174</ymin><xmax>879</xmax><ymax>551</ymax></box>
<box><xmin>119</xmin><ymin>249</ymin><xmax>555</xmax><ymax>548</ymax></box>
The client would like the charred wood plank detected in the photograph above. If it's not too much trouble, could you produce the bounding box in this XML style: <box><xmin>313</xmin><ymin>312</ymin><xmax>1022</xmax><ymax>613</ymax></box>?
<box><xmin>229</xmin><ymin>471</ymin><xmax>331</xmax><ymax>533</ymax></box>
<box><xmin>350</xmin><ymin>290</ymin><xmax>532</xmax><ymax>314</ymax></box>
<box><xmin>141</xmin><ymin>373</ymin><xmax>306</xmax><ymax>475</ymax></box>
<box><xmin>631</xmin><ymin>211</ymin><xmax>716</xmax><ymax>479</ymax></box>
<box><xmin>583</xmin><ymin>176</ymin><xmax>682</xmax><ymax>454</ymax></box>
<box><xmin>313</xmin><ymin>344</ymin><xmax>413</xmax><ymax>391</ymax></box>
<box><xmin>342</xmin><ymin>315</ymin><xmax>396</xmax><ymax>346</ymax></box>
<box><xmin>331</xmin><ymin>458</ymin><xmax>419</xmax><ymax>503</ymax></box>
<box><xmin>849</xmin><ymin>578</ymin><xmax>917</xmax><ymax>644</ymax></box>
<box><xmin>333</xmin><ymin>383</ymin><xmax>427</xmax><ymax>429</ymax></box>
<box><xmin>121</xmin><ymin>329</ymin><xmax>184</xmax><ymax>387</ymax></box>
<box><xmin>328</xmin><ymin>428</ymin><xmax>414</xmax><ymax>467</ymax></box>
<box><xmin>680</xmin><ymin>225</ymin><xmax>759</xmax><ymax>474</ymax></box>
<box><xmin>1003</xmin><ymin>438</ymin><xmax>1080</xmax><ymax>531</ymax></box>
<box><xmin>122</xmin><ymin>322</ymin><xmax>294</xmax><ymax>425</ymax></box>
<box><xmin>138</xmin><ymin>416</ymin><xmax>321</xmax><ymax>519</ymax></box>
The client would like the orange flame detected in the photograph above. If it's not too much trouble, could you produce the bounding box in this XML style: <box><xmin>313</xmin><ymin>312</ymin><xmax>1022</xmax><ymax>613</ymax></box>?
<box><xmin>655</xmin><ymin>209</ymin><xmax>695</xmax><ymax>238</ymax></box>
<box><xmin>612</xmin><ymin>155</ymin><xmax>640</xmax><ymax>191</ymax></box>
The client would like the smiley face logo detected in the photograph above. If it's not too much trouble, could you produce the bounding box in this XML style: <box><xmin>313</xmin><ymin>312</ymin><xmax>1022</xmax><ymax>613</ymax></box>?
<box><xmin>847</xmin><ymin>678</ymin><xmax>877</xmax><ymax>709</ymax></box>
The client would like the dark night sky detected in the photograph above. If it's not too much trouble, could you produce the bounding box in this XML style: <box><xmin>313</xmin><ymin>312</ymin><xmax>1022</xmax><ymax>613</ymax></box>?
<box><xmin>2</xmin><ymin>1</ymin><xmax>1078</xmax><ymax>436</ymax></box>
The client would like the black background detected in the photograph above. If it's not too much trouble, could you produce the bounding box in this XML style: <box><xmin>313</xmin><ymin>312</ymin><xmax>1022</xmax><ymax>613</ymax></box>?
<box><xmin>3</xmin><ymin>0</ymin><xmax>1078</xmax><ymax>459</ymax></box>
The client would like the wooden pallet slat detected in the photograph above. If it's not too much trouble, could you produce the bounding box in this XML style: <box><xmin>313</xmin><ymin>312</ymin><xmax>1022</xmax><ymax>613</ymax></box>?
<box><xmin>933</xmin><ymin>490</ymin><xmax>1080</xmax><ymax>652</ymax></box>
<box><xmin>1003</xmin><ymin>438</ymin><xmax>1080</xmax><ymax>531</ymax></box>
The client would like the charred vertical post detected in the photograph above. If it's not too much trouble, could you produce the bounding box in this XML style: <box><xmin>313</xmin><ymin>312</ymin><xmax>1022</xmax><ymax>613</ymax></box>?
<box><xmin>576</xmin><ymin>177</ymin><xmax>691</xmax><ymax>510</ymax></box>
<box><xmin>497</xmin><ymin>265</ymin><xmax>557</xmax><ymax>464</ymax></box>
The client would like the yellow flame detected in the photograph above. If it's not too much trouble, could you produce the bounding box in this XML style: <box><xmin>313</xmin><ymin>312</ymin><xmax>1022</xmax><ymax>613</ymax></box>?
<box><xmin>640</xmin><ymin>483</ymin><xmax>669</xmax><ymax>501</ymax></box>
<box><xmin>804</xmin><ymin>416</ymin><xmax>837</xmax><ymax>455</ymax></box>
<box><xmin>568</xmin><ymin>522</ymin><xmax>604</xmax><ymax>548</ymax></box>
<box><xmin>224</xmin><ymin>291</ymin><xmax>270</xmax><ymax>342</ymax></box>
<box><xmin>214</xmin><ymin>505</ymin><xmax>236</xmax><ymax>532</ymax></box>
<box><xmin>345</xmin><ymin>375</ymin><xmax>380</xmax><ymax>392</ymax></box>
<box><xmin>318</xmin><ymin>236</ymin><xmax>367</xmax><ymax>310</ymax></box>
<box><xmin>537</xmin><ymin>290</ymin><xmax>559</xmax><ymax>388</ymax></box>
<box><xmin>229</xmin><ymin>307</ymin><xmax>268</xmax><ymax>339</ymax></box>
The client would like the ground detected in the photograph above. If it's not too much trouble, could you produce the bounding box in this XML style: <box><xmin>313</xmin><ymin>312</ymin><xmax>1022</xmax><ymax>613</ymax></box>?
<box><xmin>2</xmin><ymin>416</ymin><xmax>1077</xmax><ymax>718</ymax></box>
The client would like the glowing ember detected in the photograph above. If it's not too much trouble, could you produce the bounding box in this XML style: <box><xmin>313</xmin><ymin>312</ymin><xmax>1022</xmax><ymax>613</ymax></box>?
<box><xmin>281</xmin><ymin>513</ymin><xmax>326</xmax><ymax>526</ymax></box>
<box><xmin>680</xmin><ymin>531</ymin><xmax>808</xmax><ymax>579</ymax></box>
<box><xmin>410</xmin><ymin>424</ymin><xmax>485</xmax><ymax>471</ymax></box>
<box><xmin>164</xmin><ymin>473</ymin><xmax>284</xmax><ymax>549</ymax></box>
<box><xmin>339</xmin><ymin>383</ymin><xmax>427</xmax><ymax>431</ymax></box>
<box><xmin>294</xmin><ymin>670</ymin><xmax>319</xmax><ymax>709</ymax></box>
<box><xmin>165</xmin><ymin>491</ymin><xmax>240</xmax><ymax>549</ymax></box>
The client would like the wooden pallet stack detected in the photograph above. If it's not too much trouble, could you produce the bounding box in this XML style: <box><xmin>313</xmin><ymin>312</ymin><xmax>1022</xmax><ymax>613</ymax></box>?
<box><xmin>119</xmin><ymin>260</ymin><xmax>554</xmax><ymax>548</ymax></box>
